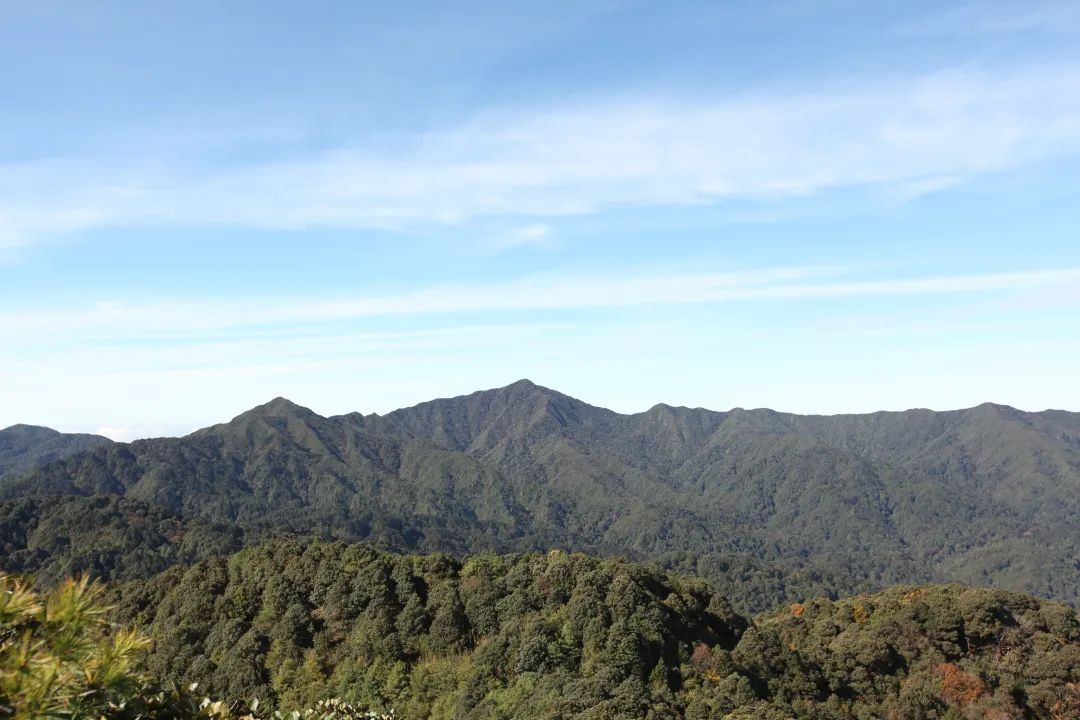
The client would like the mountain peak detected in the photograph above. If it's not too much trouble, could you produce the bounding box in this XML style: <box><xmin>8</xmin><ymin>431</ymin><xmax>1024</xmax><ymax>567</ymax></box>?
<box><xmin>466</xmin><ymin>379</ymin><xmax>574</xmax><ymax>411</ymax></box>
<box><xmin>264</xmin><ymin>396</ymin><xmax>305</xmax><ymax>410</ymax></box>
<box><xmin>0</xmin><ymin>425</ymin><xmax>113</xmax><ymax>479</ymax></box>
<box><xmin>191</xmin><ymin>397</ymin><xmax>334</xmax><ymax>451</ymax></box>
<box><xmin>492</xmin><ymin>379</ymin><xmax>585</xmax><ymax>413</ymax></box>
<box><xmin>966</xmin><ymin>402</ymin><xmax>1022</xmax><ymax>422</ymax></box>
<box><xmin>972</xmin><ymin>401</ymin><xmax>1016</xmax><ymax>411</ymax></box>
<box><xmin>230</xmin><ymin>397</ymin><xmax>321</xmax><ymax>423</ymax></box>
<box><xmin>0</xmin><ymin>424</ymin><xmax>112</xmax><ymax>445</ymax></box>
<box><xmin>0</xmin><ymin>423</ymin><xmax>62</xmax><ymax>439</ymax></box>
<box><xmin>497</xmin><ymin>378</ymin><xmax>559</xmax><ymax>401</ymax></box>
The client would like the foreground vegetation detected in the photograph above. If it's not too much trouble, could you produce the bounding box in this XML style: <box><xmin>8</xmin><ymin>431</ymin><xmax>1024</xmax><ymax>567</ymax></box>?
<box><xmin>102</xmin><ymin>541</ymin><xmax>1080</xmax><ymax>719</ymax></box>
<box><xmin>0</xmin><ymin>573</ymin><xmax>388</xmax><ymax>719</ymax></box>
<box><xmin>3</xmin><ymin>540</ymin><xmax>1079</xmax><ymax>717</ymax></box>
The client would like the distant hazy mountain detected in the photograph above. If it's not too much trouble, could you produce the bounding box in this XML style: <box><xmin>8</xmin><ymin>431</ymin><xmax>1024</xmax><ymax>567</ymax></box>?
<box><xmin>0</xmin><ymin>424</ymin><xmax>112</xmax><ymax>478</ymax></box>
<box><xmin>3</xmin><ymin>380</ymin><xmax>1078</xmax><ymax>611</ymax></box>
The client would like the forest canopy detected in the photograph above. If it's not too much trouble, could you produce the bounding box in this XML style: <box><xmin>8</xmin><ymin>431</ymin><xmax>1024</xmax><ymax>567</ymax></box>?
<box><xmin>96</xmin><ymin>540</ymin><xmax>1080</xmax><ymax>720</ymax></box>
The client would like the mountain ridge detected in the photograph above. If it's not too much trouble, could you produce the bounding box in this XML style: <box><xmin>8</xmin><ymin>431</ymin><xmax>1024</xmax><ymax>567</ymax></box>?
<box><xmin>0</xmin><ymin>423</ymin><xmax>113</xmax><ymax>478</ymax></box>
<box><xmin>2</xmin><ymin>380</ymin><xmax>1078</xmax><ymax>612</ymax></box>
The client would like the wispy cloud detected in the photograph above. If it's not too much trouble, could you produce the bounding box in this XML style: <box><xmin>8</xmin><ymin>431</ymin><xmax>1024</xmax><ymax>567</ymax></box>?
<box><xmin>906</xmin><ymin>2</ymin><xmax>1080</xmax><ymax>35</ymax></box>
<box><xmin>3</xmin><ymin>62</ymin><xmax>1080</xmax><ymax>246</ymax></box>
<box><xmin>2</xmin><ymin>265</ymin><xmax>1077</xmax><ymax>343</ymax></box>
<box><xmin>0</xmin><ymin>266</ymin><xmax>819</xmax><ymax>338</ymax></box>
<box><xmin>497</xmin><ymin>223</ymin><xmax>555</xmax><ymax>251</ymax></box>
<box><xmin>4</xmin><ymin>264</ymin><xmax>1079</xmax><ymax>433</ymax></box>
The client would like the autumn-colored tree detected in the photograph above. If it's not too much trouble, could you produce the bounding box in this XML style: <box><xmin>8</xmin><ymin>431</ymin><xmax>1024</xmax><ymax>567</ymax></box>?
<box><xmin>936</xmin><ymin>663</ymin><xmax>988</xmax><ymax>706</ymax></box>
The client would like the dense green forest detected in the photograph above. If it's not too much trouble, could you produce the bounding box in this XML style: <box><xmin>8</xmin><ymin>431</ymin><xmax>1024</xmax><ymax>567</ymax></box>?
<box><xmin>0</xmin><ymin>570</ymin><xmax>388</xmax><ymax>719</ymax></box>
<box><xmin>2</xmin><ymin>381</ymin><xmax>1078</xmax><ymax>612</ymax></box>
<box><xmin>3</xmin><ymin>383</ymin><xmax>1079</xmax><ymax>716</ymax></box>
<box><xmin>0</xmin><ymin>495</ymin><xmax>245</xmax><ymax>587</ymax></box>
<box><xmin>3</xmin><ymin>541</ymin><xmax>1078</xmax><ymax>719</ymax></box>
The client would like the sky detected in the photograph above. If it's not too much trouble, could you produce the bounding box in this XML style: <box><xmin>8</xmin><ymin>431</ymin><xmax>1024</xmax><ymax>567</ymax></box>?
<box><xmin>2</xmin><ymin>0</ymin><xmax>1080</xmax><ymax>440</ymax></box>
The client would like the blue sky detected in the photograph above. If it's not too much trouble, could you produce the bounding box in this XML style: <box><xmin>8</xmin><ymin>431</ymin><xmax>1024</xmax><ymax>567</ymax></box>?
<box><xmin>2</xmin><ymin>0</ymin><xmax>1079</xmax><ymax>439</ymax></box>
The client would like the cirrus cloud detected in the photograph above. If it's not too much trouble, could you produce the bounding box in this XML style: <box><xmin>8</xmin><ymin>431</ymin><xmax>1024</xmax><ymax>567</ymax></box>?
<box><xmin>2</xmin><ymin>62</ymin><xmax>1080</xmax><ymax>247</ymax></box>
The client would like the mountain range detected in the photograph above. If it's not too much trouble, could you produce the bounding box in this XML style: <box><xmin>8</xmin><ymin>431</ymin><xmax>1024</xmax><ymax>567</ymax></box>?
<box><xmin>2</xmin><ymin>379</ymin><xmax>1078</xmax><ymax>611</ymax></box>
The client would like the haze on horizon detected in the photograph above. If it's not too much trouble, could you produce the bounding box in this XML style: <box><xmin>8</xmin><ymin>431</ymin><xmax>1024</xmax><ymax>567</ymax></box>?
<box><xmin>2</xmin><ymin>0</ymin><xmax>1079</xmax><ymax>441</ymax></box>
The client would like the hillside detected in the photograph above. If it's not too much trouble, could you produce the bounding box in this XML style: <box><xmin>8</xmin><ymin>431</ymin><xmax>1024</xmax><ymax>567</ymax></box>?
<box><xmin>0</xmin><ymin>495</ymin><xmax>244</xmax><ymax>586</ymax></box>
<box><xmin>2</xmin><ymin>380</ymin><xmax>1079</xmax><ymax>611</ymax></box>
<box><xmin>0</xmin><ymin>424</ymin><xmax>112</xmax><ymax>479</ymax></box>
<box><xmin>105</xmin><ymin>540</ymin><xmax>1080</xmax><ymax>719</ymax></box>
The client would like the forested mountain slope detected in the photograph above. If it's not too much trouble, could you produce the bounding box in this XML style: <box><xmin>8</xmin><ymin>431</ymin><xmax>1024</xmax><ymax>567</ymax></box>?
<box><xmin>0</xmin><ymin>423</ymin><xmax>111</xmax><ymax>478</ymax></box>
<box><xmin>3</xmin><ymin>380</ymin><xmax>1078</xmax><ymax>610</ymax></box>
<box><xmin>0</xmin><ymin>495</ymin><xmax>244</xmax><ymax>586</ymax></box>
<box><xmin>107</xmin><ymin>540</ymin><xmax>1080</xmax><ymax>720</ymax></box>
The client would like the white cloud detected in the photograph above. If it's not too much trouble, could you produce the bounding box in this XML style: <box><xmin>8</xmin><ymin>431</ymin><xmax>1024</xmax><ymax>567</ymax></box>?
<box><xmin>475</xmin><ymin>223</ymin><xmax>557</xmax><ymax>254</ymax></box>
<box><xmin>1</xmin><ymin>265</ymin><xmax>1076</xmax><ymax>343</ymax></box>
<box><xmin>91</xmin><ymin>425</ymin><xmax>185</xmax><ymax>442</ymax></box>
<box><xmin>94</xmin><ymin>425</ymin><xmax>128</xmax><ymax>440</ymax></box>
<box><xmin>3</xmin><ymin>62</ymin><xmax>1080</xmax><ymax>246</ymax></box>
<box><xmin>505</xmin><ymin>223</ymin><xmax>553</xmax><ymax>248</ymax></box>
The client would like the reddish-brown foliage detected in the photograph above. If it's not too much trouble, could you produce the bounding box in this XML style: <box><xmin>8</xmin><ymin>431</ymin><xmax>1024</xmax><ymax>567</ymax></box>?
<box><xmin>902</xmin><ymin>588</ymin><xmax>929</xmax><ymax>604</ymax></box>
<box><xmin>691</xmin><ymin>643</ymin><xmax>727</xmax><ymax>682</ymax></box>
<box><xmin>936</xmin><ymin>663</ymin><xmax>988</xmax><ymax>706</ymax></box>
<box><xmin>789</xmin><ymin>603</ymin><xmax>806</xmax><ymax>617</ymax></box>
<box><xmin>690</xmin><ymin>642</ymin><xmax>712</xmax><ymax>666</ymax></box>
<box><xmin>1051</xmin><ymin>682</ymin><xmax>1080</xmax><ymax>720</ymax></box>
